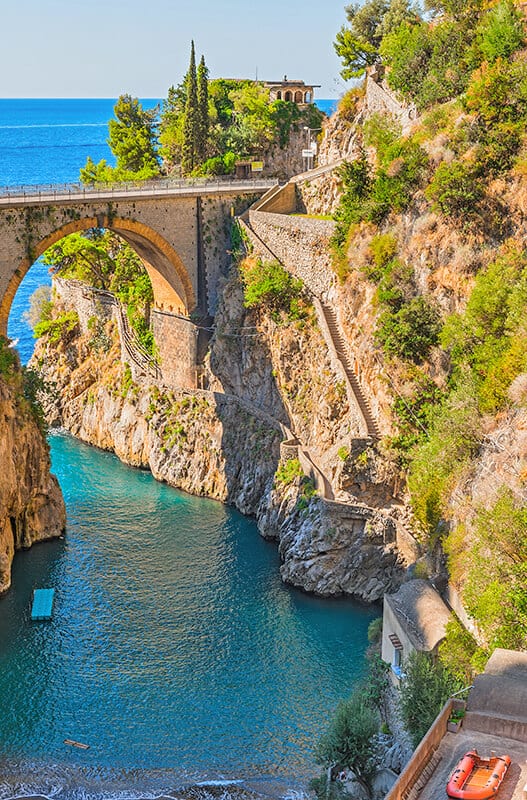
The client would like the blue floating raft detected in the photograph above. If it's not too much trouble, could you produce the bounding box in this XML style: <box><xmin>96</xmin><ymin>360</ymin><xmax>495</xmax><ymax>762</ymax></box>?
<box><xmin>31</xmin><ymin>588</ymin><xmax>55</xmax><ymax>621</ymax></box>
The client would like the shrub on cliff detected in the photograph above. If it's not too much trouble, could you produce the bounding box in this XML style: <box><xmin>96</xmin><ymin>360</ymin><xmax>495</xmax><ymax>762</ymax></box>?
<box><xmin>438</xmin><ymin>616</ymin><xmax>488</xmax><ymax>684</ymax></box>
<box><xmin>314</xmin><ymin>691</ymin><xmax>379</xmax><ymax>798</ymax></box>
<box><xmin>426</xmin><ymin>161</ymin><xmax>484</xmax><ymax>221</ymax></box>
<box><xmin>375</xmin><ymin>295</ymin><xmax>441</xmax><ymax>362</ymax></box>
<box><xmin>241</xmin><ymin>257</ymin><xmax>306</xmax><ymax>322</ymax></box>
<box><xmin>446</xmin><ymin>488</ymin><xmax>527</xmax><ymax>651</ymax></box>
<box><xmin>408</xmin><ymin>378</ymin><xmax>482</xmax><ymax>536</ymax></box>
<box><xmin>473</xmin><ymin>0</ymin><xmax>525</xmax><ymax>64</ymax></box>
<box><xmin>400</xmin><ymin>651</ymin><xmax>462</xmax><ymax>747</ymax></box>
<box><xmin>0</xmin><ymin>336</ymin><xmax>18</xmax><ymax>379</ymax></box>
<box><xmin>34</xmin><ymin>311</ymin><xmax>80</xmax><ymax>344</ymax></box>
<box><xmin>441</xmin><ymin>247</ymin><xmax>527</xmax><ymax>412</ymax></box>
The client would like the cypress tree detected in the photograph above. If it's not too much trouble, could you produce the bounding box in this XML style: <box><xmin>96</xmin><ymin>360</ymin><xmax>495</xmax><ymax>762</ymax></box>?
<box><xmin>197</xmin><ymin>54</ymin><xmax>209</xmax><ymax>161</ymax></box>
<box><xmin>182</xmin><ymin>41</ymin><xmax>199</xmax><ymax>174</ymax></box>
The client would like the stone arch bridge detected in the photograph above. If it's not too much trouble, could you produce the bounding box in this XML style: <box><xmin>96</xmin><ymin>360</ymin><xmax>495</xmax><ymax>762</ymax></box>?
<box><xmin>0</xmin><ymin>178</ymin><xmax>274</xmax><ymax>386</ymax></box>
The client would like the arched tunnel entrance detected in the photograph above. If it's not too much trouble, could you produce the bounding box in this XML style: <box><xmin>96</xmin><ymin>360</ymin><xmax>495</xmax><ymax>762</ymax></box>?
<box><xmin>5</xmin><ymin>218</ymin><xmax>203</xmax><ymax>389</ymax></box>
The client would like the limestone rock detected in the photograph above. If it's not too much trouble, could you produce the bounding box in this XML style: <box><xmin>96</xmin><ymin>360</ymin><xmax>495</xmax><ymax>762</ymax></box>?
<box><xmin>0</xmin><ymin>375</ymin><xmax>66</xmax><ymax>593</ymax></box>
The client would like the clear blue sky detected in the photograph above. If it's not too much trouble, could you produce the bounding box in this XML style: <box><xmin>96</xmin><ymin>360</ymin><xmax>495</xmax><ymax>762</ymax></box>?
<box><xmin>1</xmin><ymin>0</ymin><xmax>347</xmax><ymax>99</ymax></box>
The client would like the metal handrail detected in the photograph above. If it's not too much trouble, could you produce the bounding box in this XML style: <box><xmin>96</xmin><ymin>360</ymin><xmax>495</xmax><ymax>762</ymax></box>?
<box><xmin>0</xmin><ymin>175</ymin><xmax>278</xmax><ymax>203</ymax></box>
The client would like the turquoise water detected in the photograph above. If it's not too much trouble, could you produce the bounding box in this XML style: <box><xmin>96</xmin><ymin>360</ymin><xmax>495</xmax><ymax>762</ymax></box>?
<box><xmin>0</xmin><ymin>433</ymin><xmax>377</xmax><ymax>796</ymax></box>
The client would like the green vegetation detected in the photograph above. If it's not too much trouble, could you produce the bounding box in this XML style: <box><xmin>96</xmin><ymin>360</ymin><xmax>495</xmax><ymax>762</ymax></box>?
<box><xmin>274</xmin><ymin>457</ymin><xmax>304</xmax><ymax>486</ymax></box>
<box><xmin>314</xmin><ymin>692</ymin><xmax>379</xmax><ymax>798</ymax></box>
<box><xmin>0</xmin><ymin>336</ymin><xmax>18</xmax><ymax>378</ymax></box>
<box><xmin>333</xmin><ymin>121</ymin><xmax>427</xmax><ymax>249</ymax></box>
<box><xmin>241</xmin><ymin>257</ymin><xmax>308</xmax><ymax>323</ymax></box>
<box><xmin>158</xmin><ymin>45</ymin><xmax>324</xmax><ymax>177</ymax></box>
<box><xmin>400</xmin><ymin>651</ymin><xmax>462</xmax><ymax>747</ymax></box>
<box><xmin>438</xmin><ymin>617</ymin><xmax>488</xmax><ymax>684</ymax></box>
<box><xmin>81</xmin><ymin>94</ymin><xmax>160</xmax><ymax>183</ymax></box>
<box><xmin>0</xmin><ymin>337</ymin><xmax>48</xmax><ymax>433</ymax></box>
<box><xmin>82</xmin><ymin>42</ymin><xmax>324</xmax><ymax>181</ymax></box>
<box><xmin>446</xmin><ymin>490</ymin><xmax>527</xmax><ymax>650</ymax></box>
<box><xmin>367</xmin><ymin>616</ymin><xmax>383</xmax><ymax>645</ymax></box>
<box><xmin>41</xmin><ymin>230</ymin><xmax>155</xmax><ymax>355</ymax></box>
<box><xmin>312</xmin><ymin>652</ymin><xmax>391</xmax><ymax>799</ymax></box>
<box><xmin>334</xmin><ymin>0</ymin><xmax>419</xmax><ymax>79</ymax></box>
<box><xmin>34</xmin><ymin>310</ymin><xmax>79</xmax><ymax>344</ymax></box>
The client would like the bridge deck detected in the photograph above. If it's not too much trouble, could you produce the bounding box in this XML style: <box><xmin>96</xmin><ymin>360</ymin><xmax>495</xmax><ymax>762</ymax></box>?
<box><xmin>0</xmin><ymin>177</ymin><xmax>278</xmax><ymax>207</ymax></box>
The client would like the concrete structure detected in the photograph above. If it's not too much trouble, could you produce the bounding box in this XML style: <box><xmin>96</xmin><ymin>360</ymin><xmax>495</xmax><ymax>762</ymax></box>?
<box><xmin>381</xmin><ymin>579</ymin><xmax>452</xmax><ymax>682</ymax></box>
<box><xmin>386</xmin><ymin>650</ymin><xmax>527</xmax><ymax>800</ymax></box>
<box><xmin>264</xmin><ymin>78</ymin><xmax>320</xmax><ymax>104</ymax></box>
<box><xmin>464</xmin><ymin>649</ymin><xmax>527</xmax><ymax>742</ymax></box>
<box><xmin>0</xmin><ymin>178</ymin><xmax>272</xmax><ymax>387</ymax></box>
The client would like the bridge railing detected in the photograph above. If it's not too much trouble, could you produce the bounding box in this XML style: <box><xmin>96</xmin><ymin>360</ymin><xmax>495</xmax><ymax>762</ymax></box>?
<box><xmin>0</xmin><ymin>175</ymin><xmax>279</xmax><ymax>202</ymax></box>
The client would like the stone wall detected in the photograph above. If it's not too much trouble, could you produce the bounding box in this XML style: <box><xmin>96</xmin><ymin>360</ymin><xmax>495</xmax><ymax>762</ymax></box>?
<box><xmin>248</xmin><ymin>210</ymin><xmax>336</xmax><ymax>298</ymax></box>
<box><xmin>151</xmin><ymin>310</ymin><xmax>198</xmax><ymax>388</ymax></box>
<box><xmin>53</xmin><ymin>278</ymin><xmax>114</xmax><ymax>333</ymax></box>
<box><xmin>252</xmin><ymin>183</ymin><xmax>297</xmax><ymax>215</ymax></box>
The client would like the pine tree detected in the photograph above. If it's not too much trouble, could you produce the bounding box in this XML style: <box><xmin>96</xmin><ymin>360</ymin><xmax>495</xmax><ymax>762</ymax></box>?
<box><xmin>197</xmin><ymin>55</ymin><xmax>209</xmax><ymax>161</ymax></box>
<box><xmin>182</xmin><ymin>41</ymin><xmax>199</xmax><ymax>174</ymax></box>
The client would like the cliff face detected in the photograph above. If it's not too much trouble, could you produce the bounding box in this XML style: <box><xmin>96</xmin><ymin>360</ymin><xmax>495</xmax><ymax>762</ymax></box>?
<box><xmin>32</xmin><ymin>272</ymin><xmax>407</xmax><ymax>602</ymax></box>
<box><xmin>0</xmin><ymin>372</ymin><xmax>66</xmax><ymax>593</ymax></box>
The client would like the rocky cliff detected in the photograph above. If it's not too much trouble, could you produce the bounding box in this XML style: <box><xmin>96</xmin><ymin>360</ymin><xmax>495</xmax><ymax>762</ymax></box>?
<box><xmin>31</xmin><ymin>270</ymin><xmax>407</xmax><ymax>602</ymax></box>
<box><xmin>0</xmin><ymin>359</ymin><xmax>66</xmax><ymax>593</ymax></box>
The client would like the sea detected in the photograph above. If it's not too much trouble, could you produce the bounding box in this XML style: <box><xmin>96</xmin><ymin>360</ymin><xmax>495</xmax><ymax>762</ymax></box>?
<box><xmin>0</xmin><ymin>96</ymin><xmax>372</xmax><ymax>800</ymax></box>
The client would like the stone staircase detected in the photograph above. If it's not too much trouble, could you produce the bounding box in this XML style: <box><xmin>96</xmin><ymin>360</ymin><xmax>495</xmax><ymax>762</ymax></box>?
<box><xmin>113</xmin><ymin>302</ymin><xmax>161</xmax><ymax>382</ymax></box>
<box><xmin>85</xmin><ymin>287</ymin><xmax>161</xmax><ymax>381</ymax></box>
<box><xmin>237</xmin><ymin>214</ymin><xmax>380</xmax><ymax>439</ymax></box>
<box><xmin>318</xmin><ymin>302</ymin><xmax>381</xmax><ymax>439</ymax></box>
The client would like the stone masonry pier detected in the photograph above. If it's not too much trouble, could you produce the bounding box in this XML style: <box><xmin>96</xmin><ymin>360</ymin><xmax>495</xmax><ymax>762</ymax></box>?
<box><xmin>0</xmin><ymin>178</ymin><xmax>273</xmax><ymax>386</ymax></box>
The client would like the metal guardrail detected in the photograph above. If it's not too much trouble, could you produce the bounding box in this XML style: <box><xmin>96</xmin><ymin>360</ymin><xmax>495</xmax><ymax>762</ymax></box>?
<box><xmin>0</xmin><ymin>176</ymin><xmax>278</xmax><ymax>204</ymax></box>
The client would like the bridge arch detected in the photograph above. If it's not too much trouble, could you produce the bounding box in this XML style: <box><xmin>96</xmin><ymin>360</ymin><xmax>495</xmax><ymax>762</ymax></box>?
<box><xmin>0</xmin><ymin>215</ymin><xmax>196</xmax><ymax>334</ymax></box>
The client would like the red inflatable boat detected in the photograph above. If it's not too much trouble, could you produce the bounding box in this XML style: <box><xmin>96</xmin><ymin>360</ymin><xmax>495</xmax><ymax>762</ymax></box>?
<box><xmin>446</xmin><ymin>750</ymin><xmax>511</xmax><ymax>800</ymax></box>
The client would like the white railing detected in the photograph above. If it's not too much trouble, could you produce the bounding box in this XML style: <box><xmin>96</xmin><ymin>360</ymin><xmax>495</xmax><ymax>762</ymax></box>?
<box><xmin>0</xmin><ymin>176</ymin><xmax>278</xmax><ymax>204</ymax></box>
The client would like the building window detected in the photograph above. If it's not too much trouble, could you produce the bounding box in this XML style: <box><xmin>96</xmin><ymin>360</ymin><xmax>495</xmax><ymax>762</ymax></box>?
<box><xmin>276</xmin><ymin>91</ymin><xmax>282</xmax><ymax>100</ymax></box>
<box><xmin>294</xmin><ymin>90</ymin><xmax>303</xmax><ymax>103</ymax></box>
<box><xmin>388</xmin><ymin>632</ymin><xmax>404</xmax><ymax>678</ymax></box>
<box><xmin>285</xmin><ymin>91</ymin><xmax>293</xmax><ymax>102</ymax></box>
<box><xmin>304</xmin><ymin>91</ymin><xmax>312</xmax><ymax>103</ymax></box>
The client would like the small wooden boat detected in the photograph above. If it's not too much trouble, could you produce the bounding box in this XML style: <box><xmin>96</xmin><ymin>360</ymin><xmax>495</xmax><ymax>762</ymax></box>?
<box><xmin>446</xmin><ymin>750</ymin><xmax>511</xmax><ymax>800</ymax></box>
<box><xmin>64</xmin><ymin>738</ymin><xmax>90</xmax><ymax>750</ymax></box>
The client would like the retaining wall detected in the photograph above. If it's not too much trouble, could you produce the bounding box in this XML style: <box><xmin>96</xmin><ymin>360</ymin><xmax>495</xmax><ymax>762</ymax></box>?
<box><xmin>248</xmin><ymin>210</ymin><xmax>336</xmax><ymax>297</ymax></box>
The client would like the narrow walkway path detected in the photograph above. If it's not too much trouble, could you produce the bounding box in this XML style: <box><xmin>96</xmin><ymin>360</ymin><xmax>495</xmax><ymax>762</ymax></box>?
<box><xmin>82</xmin><ymin>286</ymin><xmax>160</xmax><ymax>380</ymax></box>
<box><xmin>238</xmin><ymin>215</ymin><xmax>380</xmax><ymax>440</ymax></box>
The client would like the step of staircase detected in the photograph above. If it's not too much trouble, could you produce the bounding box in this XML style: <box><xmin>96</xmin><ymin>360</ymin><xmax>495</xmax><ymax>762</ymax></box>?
<box><xmin>319</xmin><ymin>302</ymin><xmax>380</xmax><ymax>439</ymax></box>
